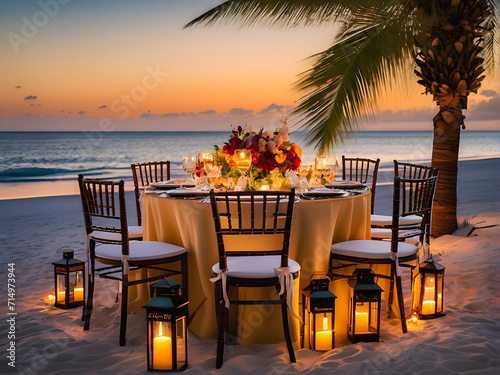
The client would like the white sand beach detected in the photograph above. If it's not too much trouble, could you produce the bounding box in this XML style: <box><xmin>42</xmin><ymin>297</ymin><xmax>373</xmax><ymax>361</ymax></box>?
<box><xmin>1</xmin><ymin>158</ymin><xmax>499</xmax><ymax>374</ymax></box>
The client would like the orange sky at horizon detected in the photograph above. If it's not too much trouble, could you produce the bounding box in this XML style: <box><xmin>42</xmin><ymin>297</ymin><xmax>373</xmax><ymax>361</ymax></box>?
<box><xmin>1</xmin><ymin>0</ymin><xmax>498</xmax><ymax>131</ymax></box>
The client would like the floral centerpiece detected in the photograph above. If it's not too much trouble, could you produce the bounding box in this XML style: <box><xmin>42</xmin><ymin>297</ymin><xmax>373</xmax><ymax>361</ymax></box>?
<box><xmin>203</xmin><ymin>119</ymin><xmax>302</xmax><ymax>189</ymax></box>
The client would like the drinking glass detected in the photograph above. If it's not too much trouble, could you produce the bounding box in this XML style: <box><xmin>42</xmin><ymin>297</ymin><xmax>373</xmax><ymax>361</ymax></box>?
<box><xmin>329</xmin><ymin>158</ymin><xmax>340</xmax><ymax>181</ymax></box>
<box><xmin>233</xmin><ymin>149</ymin><xmax>252</xmax><ymax>188</ymax></box>
<box><xmin>182</xmin><ymin>155</ymin><xmax>197</xmax><ymax>180</ymax></box>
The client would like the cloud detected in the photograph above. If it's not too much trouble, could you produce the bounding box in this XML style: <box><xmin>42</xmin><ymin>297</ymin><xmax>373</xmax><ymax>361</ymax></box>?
<box><xmin>99</xmin><ymin>105</ymin><xmax>107</xmax><ymax>109</ymax></box>
<box><xmin>30</xmin><ymin>103</ymin><xmax>41</xmax><ymax>107</ymax></box>
<box><xmin>480</xmin><ymin>89</ymin><xmax>497</xmax><ymax>97</ymax></box>
<box><xmin>24</xmin><ymin>95</ymin><xmax>37</xmax><ymax>100</ymax></box>
<box><xmin>15</xmin><ymin>86</ymin><xmax>21</xmax><ymax>89</ymax></box>
<box><xmin>376</xmin><ymin>107</ymin><xmax>435</xmax><ymax>122</ymax></box>
<box><xmin>25</xmin><ymin>113</ymin><xmax>32</xmax><ymax>116</ymax></box>
<box><xmin>140</xmin><ymin>111</ymin><xmax>197</xmax><ymax>119</ymax></box>
<box><xmin>258</xmin><ymin>104</ymin><xmax>293</xmax><ymax>115</ymax></box>
<box><xmin>229</xmin><ymin>108</ymin><xmax>253</xmax><ymax>116</ymax></box>
<box><xmin>60</xmin><ymin>110</ymin><xmax>65</xmax><ymax>113</ymax></box>
<box><xmin>199</xmin><ymin>110</ymin><xmax>217</xmax><ymax>115</ymax></box>
<box><xmin>78</xmin><ymin>111</ymin><xmax>85</xmax><ymax>115</ymax></box>
<box><xmin>466</xmin><ymin>96</ymin><xmax>500</xmax><ymax>121</ymax></box>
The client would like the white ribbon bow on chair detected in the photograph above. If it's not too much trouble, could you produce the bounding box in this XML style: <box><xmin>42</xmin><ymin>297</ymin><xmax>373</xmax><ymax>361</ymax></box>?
<box><xmin>274</xmin><ymin>267</ymin><xmax>301</xmax><ymax>322</ymax></box>
<box><xmin>389</xmin><ymin>252</ymin><xmax>401</xmax><ymax>277</ymax></box>
<box><xmin>122</xmin><ymin>254</ymin><xmax>130</xmax><ymax>275</ymax></box>
<box><xmin>210</xmin><ymin>269</ymin><xmax>230</xmax><ymax>309</ymax></box>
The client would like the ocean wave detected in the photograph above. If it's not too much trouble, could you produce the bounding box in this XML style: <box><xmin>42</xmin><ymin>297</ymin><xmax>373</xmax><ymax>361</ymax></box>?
<box><xmin>0</xmin><ymin>166</ymin><xmax>114</xmax><ymax>179</ymax></box>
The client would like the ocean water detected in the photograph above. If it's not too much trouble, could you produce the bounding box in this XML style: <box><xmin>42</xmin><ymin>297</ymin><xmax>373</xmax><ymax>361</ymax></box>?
<box><xmin>0</xmin><ymin>130</ymin><xmax>499</xmax><ymax>199</ymax></box>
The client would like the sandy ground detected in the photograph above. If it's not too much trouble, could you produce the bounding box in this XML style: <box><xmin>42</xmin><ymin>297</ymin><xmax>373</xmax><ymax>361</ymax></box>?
<box><xmin>0</xmin><ymin>158</ymin><xmax>498</xmax><ymax>374</ymax></box>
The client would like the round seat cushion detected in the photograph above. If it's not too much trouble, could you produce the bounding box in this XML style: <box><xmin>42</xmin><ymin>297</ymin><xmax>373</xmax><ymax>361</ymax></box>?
<box><xmin>371</xmin><ymin>214</ymin><xmax>422</xmax><ymax>227</ymax></box>
<box><xmin>92</xmin><ymin>225</ymin><xmax>143</xmax><ymax>241</ymax></box>
<box><xmin>331</xmin><ymin>240</ymin><xmax>418</xmax><ymax>260</ymax></box>
<box><xmin>212</xmin><ymin>255</ymin><xmax>301</xmax><ymax>279</ymax></box>
<box><xmin>371</xmin><ymin>228</ymin><xmax>421</xmax><ymax>240</ymax></box>
<box><xmin>96</xmin><ymin>241</ymin><xmax>185</xmax><ymax>262</ymax></box>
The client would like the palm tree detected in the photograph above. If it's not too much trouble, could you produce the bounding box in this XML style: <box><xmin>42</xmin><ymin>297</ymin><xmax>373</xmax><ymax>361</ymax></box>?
<box><xmin>186</xmin><ymin>0</ymin><xmax>498</xmax><ymax>237</ymax></box>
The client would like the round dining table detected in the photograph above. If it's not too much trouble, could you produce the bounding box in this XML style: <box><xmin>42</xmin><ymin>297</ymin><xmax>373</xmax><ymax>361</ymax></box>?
<box><xmin>142</xmin><ymin>188</ymin><xmax>371</xmax><ymax>344</ymax></box>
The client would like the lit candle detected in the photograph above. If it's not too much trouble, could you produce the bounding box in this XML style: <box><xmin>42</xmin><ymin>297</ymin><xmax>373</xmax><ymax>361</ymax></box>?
<box><xmin>57</xmin><ymin>291</ymin><xmax>66</xmax><ymax>303</ymax></box>
<box><xmin>74</xmin><ymin>287</ymin><xmax>84</xmax><ymax>302</ymax></box>
<box><xmin>315</xmin><ymin>315</ymin><xmax>332</xmax><ymax>350</ymax></box>
<box><xmin>315</xmin><ymin>156</ymin><xmax>328</xmax><ymax>170</ymax></box>
<box><xmin>198</xmin><ymin>151</ymin><xmax>214</xmax><ymax>163</ymax></box>
<box><xmin>355</xmin><ymin>311</ymin><xmax>369</xmax><ymax>333</ymax></box>
<box><xmin>422</xmin><ymin>300</ymin><xmax>436</xmax><ymax>315</ymax></box>
<box><xmin>437</xmin><ymin>293</ymin><xmax>442</xmax><ymax>310</ymax></box>
<box><xmin>153</xmin><ymin>324</ymin><xmax>172</xmax><ymax>370</ymax></box>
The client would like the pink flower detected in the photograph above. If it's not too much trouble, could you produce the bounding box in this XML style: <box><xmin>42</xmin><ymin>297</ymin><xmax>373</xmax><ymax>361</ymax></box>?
<box><xmin>266</xmin><ymin>141</ymin><xmax>276</xmax><ymax>152</ymax></box>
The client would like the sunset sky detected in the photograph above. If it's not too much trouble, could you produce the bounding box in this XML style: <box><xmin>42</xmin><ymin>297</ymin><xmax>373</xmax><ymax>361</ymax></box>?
<box><xmin>1</xmin><ymin>0</ymin><xmax>498</xmax><ymax>132</ymax></box>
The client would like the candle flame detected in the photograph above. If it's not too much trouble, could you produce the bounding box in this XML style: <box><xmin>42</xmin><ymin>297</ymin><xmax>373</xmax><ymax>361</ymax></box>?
<box><xmin>159</xmin><ymin>322</ymin><xmax>163</xmax><ymax>337</ymax></box>
<box><xmin>322</xmin><ymin>315</ymin><xmax>328</xmax><ymax>331</ymax></box>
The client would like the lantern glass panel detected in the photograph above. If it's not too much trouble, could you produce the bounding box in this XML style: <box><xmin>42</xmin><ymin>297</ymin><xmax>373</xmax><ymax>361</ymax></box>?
<box><xmin>176</xmin><ymin>317</ymin><xmax>186</xmax><ymax>369</ymax></box>
<box><xmin>314</xmin><ymin>313</ymin><xmax>333</xmax><ymax>351</ymax></box>
<box><xmin>152</xmin><ymin>321</ymin><xmax>173</xmax><ymax>370</ymax></box>
<box><xmin>437</xmin><ymin>273</ymin><xmax>444</xmax><ymax>313</ymax></box>
<box><xmin>56</xmin><ymin>274</ymin><xmax>66</xmax><ymax>303</ymax></box>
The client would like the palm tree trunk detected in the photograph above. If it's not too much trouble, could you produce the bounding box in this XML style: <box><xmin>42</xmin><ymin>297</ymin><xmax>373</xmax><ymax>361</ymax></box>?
<box><xmin>431</xmin><ymin>102</ymin><xmax>463</xmax><ymax>237</ymax></box>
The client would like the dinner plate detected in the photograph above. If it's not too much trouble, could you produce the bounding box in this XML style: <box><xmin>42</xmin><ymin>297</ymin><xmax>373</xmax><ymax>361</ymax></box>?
<box><xmin>302</xmin><ymin>188</ymin><xmax>349</xmax><ymax>198</ymax></box>
<box><xmin>325</xmin><ymin>180</ymin><xmax>366</xmax><ymax>189</ymax></box>
<box><xmin>167</xmin><ymin>188</ymin><xmax>209</xmax><ymax>197</ymax></box>
<box><xmin>150</xmin><ymin>179</ymin><xmax>196</xmax><ymax>189</ymax></box>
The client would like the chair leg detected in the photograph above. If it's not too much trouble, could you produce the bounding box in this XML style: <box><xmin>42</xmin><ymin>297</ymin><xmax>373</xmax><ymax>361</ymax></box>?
<box><xmin>386</xmin><ymin>263</ymin><xmax>396</xmax><ymax>318</ymax></box>
<box><xmin>214</xmin><ymin>280</ymin><xmax>227</xmax><ymax>369</ymax></box>
<box><xmin>83</xmin><ymin>242</ymin><xmax>96</xmax><ymax>330</ymax></box>
<box><xmin>279</xmin><ymin>289</ymin><xmax>296</xmax><ymax>364</ymax></box>
<box><xmin>395</xmin><ymin>274</ymin><xmax>408</xmax><ymax>333</ymax></box>
<box><xmin>119</xmin><ymin>270</ymin><xmax>129</xmax><ymax>346</ymax></box>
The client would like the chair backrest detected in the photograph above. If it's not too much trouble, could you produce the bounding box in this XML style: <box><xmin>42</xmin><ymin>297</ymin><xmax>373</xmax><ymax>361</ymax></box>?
<box><xmin>209</xmin><ymin>189</ymin><xmax>296</xmax><ymax>271</ymax></box>
<box><xmin>394</xmin><ymin>161</ymin><xmax>438</xmax><ymax>179</ymax></box>
<box><xmin>390</xmin><ymin>175</ymin><xmax>438</xmax><ymax>253</ymax></box>
<box><xmin>341</xmin><ymin>156</ymin><xmax>380</xmax><ymax>213</ymax></box>
<box><xmin>131</xmin><ymin>161</ymin><xmax>170</xmax><ymax>226</ymax></box>
<box><xmin>78</xmin><ymin>175</ymin><xmax>129</xmax><ymax>255</ymax></box>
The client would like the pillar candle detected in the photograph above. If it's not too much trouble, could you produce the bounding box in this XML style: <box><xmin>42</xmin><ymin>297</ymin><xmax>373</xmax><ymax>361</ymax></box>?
<box><xmin>57</xmin><ymin>291</ymin><xmax>66</xmax><ymax>303</ymax></box>
<box><xmin>153</xmin><ymin>336</ymin><xmax>172</xmax><ymax>370</ymax></box>
<box><xmin>74</xmin><ymin>287</ymin><xmax>84</xmax><ymax>302</ymax></box>
<box><xmin>355</xmin><ymin>311</ymin><xmax>369</xmax><ymax>333</ymax></box>
<box><xmin>315</xmin><ymin>331</ymin><xmax>333</xmax><ymax>351</ymax></box>
<box><xmin>422</xmin><ymin>300</ymin><xmax>436</xmax><ymax>315</ymax></box>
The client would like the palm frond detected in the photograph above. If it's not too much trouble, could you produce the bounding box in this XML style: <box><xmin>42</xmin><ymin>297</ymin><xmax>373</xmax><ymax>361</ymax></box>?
<box><xmin>185</xmin><ymin>0</ymin><xmax>397</xmax><ymax>29</ymax></box>
<box><xmin>482</xmin><ymin>0</ymin><xmax>500</xmax><ymax>74</ymax></box>
<box><xmin>293</xmin><ymin>5</ymin><xmax>414</xmax><ymax>153</ymax></box>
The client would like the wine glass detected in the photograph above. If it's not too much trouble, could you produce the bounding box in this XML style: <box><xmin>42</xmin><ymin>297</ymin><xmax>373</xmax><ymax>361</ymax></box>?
<box><xmin>329</xmin><ymin>158</ymin><xmax>340</xmax><ymax>182</ymax></box>
<box><xmin>234</xmin><ymin>149</ymin><xmax>252</xmax><ymax>189</ymax></box>
<box><xmin>182</xmin><ymin>155</ymin><xmax>197</xmax><ymax>183</ymax></box>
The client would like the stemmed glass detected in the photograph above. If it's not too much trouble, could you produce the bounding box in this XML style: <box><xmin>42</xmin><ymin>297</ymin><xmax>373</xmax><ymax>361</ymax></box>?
<box><xmin>181</xmin><ymin>155</ymin><xmax>197</xmax><ymax>185</ymax></box>
<box><xmin>329</xmin><ymin>158</ymin><xmax>340</xmax><ymax>182</ymax></box>
<box><xmin>234</xmin><ymin>149</ymin><xmax>252</xmax><ymax>189</ymax></box>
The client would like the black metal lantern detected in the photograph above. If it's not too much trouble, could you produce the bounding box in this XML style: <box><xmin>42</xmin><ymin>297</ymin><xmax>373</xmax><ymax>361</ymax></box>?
<box><xmin>51</xmin><ymin>250</ymin><xmax>85</xmax><ymax>309</ymax></box>
<box><xmin>301</xmin><ymin>277</ymin><xmax>337</xmax><ymax>351</ymax></box>
<box><xmin>144</xmin><ymin>279</ymin><xmax>188</xmax><ymax>371</ymax></box>
<box><xmin>347</xmin><ymin>269</ymin><xmax>383</xmax><ymax>343</ymax></box>
<box><xmin>412</xmin><ymin>255</ymin><xmax>445</xmax><ymax>319</ymax></box>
